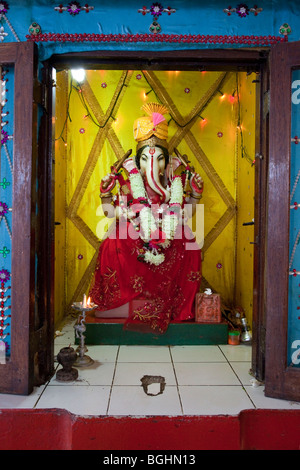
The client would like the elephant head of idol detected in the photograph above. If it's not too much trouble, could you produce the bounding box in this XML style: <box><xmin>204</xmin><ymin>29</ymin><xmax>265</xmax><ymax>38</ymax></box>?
<box><xmin>133</xmin><ymin>103</ymin><xmax>171</xmax><ymax>203</ymax></box>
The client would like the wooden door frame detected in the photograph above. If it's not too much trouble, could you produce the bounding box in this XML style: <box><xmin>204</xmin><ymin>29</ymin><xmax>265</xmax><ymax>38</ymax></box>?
<box><xmin>0</xmin><ymin>41</ymin><xmax>55</xmax><ymax>395</ymax></box>
<box><xmin>45</xmin><ymin>47</ymin><xmax>269</xmax><ymax>379</ymax></box>
<box><xmin>0</xmin><ymin>42</ymin><xmax>38</xmax><ymax>394</ymax></box>
<box><xmin>0</xmin><ymin>42</ymin><xmax>40</xmax><ymax>394</ymax></box>
<box><xmin>264</xmin><ymin>41</ymin><xmax>300</xmax><ymax>401</ymax></box>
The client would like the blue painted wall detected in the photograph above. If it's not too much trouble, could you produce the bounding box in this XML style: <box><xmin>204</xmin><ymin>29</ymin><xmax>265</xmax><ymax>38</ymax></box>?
<box><xmin>289</xmin><ymin>71</ymin><xmax>300</xmax><ymax>368</ymax></box>
<box><xmin>0</xmin><ymin>0</ymin><xmax>298</xmax><ymax>58</ymax></box>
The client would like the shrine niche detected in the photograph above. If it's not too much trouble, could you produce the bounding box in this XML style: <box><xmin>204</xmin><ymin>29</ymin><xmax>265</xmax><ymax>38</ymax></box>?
<box><xmin>53</xmin><ymin>67</ymin><xmax>256</xmax><ymax>337</ymax></box>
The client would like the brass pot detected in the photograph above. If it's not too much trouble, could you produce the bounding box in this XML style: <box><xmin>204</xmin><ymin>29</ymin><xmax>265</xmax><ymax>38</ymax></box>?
<box><xmin>56</xmin><ymin>347</ymin><xmax>78</xmax><ymax>381</ymax></box>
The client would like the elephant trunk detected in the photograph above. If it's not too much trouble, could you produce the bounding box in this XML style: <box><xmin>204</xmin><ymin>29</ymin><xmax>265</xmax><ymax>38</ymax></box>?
<box><xmin>145</xmin><ymin>154</ymin><xmax>170</xmax><ymax>203</ymax></box>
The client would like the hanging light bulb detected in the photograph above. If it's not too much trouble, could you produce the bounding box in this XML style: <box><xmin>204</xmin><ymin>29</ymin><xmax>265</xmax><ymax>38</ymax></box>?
<box><xmin>71</xmin><ymin>68</ymin><xmax>86</xmax><ymax>83</ymax></box>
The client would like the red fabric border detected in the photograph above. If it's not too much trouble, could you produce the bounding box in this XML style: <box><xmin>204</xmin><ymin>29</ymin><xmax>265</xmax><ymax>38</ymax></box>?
<box><xmin>26</xmin><ymin>32</ymin><xmax>288</xmax><ymax>46</ymax></box>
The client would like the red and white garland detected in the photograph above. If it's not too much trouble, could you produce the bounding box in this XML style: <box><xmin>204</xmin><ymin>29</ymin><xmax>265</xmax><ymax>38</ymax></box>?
<box><xmin>121</xmin><ymin>168</ymin><xmax>184</xmax><ymax>266</ymax></box>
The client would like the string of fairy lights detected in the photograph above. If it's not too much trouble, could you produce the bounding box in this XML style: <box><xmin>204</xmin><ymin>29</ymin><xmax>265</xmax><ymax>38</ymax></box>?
<box><xmin>56</xmin><ymin>69</ymin><xmax>255</xmax><ymax>168</ymax></box>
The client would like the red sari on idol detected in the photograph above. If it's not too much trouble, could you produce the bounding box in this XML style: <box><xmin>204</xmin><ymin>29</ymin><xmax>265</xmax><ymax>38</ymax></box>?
<box><xmin>89</xmin><ymin>178</ymin><xmax>202</xmax><ymax>334</ymax></box>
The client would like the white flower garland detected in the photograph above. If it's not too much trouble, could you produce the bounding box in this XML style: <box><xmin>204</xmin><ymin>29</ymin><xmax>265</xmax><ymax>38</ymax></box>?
<box><xmin>162</xmin><ymin>213</ymin><xmax>178</xmax><ymax>240</ymax></box>
<box><xmin>144</xmin><ymin>250</ymin><xmax>165</xmax><ymax>266</ymax></box>
<box><xmin>129</xmin><ymin>171</ymin><xmax>147</xmax><ymax>199</ymax></box>
<box><xmin>169</xmin><ymin>176</ymin><xmax>184</xmax><ymax>204</ymax></box>
<box><xmin>139</xmin><ymin>206</ymin><xmax>157</xmax><ymax>241</ymax></box>
<box><xmin>124</xmin><ymin>167</ymin><xmax>184</xmax><ymax>266</ymax></box>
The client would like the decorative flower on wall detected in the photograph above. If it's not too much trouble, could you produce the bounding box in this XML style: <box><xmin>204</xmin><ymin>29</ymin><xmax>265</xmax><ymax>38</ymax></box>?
<box><xmin>0</xmin><ymin>178</ymin><xmax>10</xmax><ymax>189</ymax></box>
<box><xmin>0</xmin><ymin>1</ymin><xmax>20</xmax><ymax>42</ymax></box>
<box><xmin>1</xmin><ymin>130</ymin><xmax>8</xmax><ymax>145</ymax></box>
<box><xmin>0</xmin><ymin>269</ymin><xmax>10</xmax><ymax>283</ymax></box>
<box><xmin>0</xmin><ymin>201</ymin><xmax>8</xmax><ymax>216</ymax></box>
<box><xmin>67</xmin><ymin>1</ymin><xmax>81</xmax><ymax>15</ymax></box>
<box><xmin>138</xmin><ymin>3</ymin><xmax>176</xmax><ymax>33</ymax></box>
<box><xmin>224</xmin><ymin>4</ymin><xmax>262</xmax><ymax>17</ymax></box>
<box><xmin>236</xmin><ymin>3</ymin><xmax>249</xmax><ymax>17</ymax></box>
<box><xmin>0</xmin><ymin>1</ymin><xmax>9</xmax><ymax>15</ymax></box>
<box><xmin>150</xmin><ymin>2</ymin><xmax>163</xmax><ymax>17</ymax></box>
<box><xmin>0</xmin><ymin>246</ymin><xmax>10</xmax><ymax>258</ymax></box>
<box><xmin>54</xmin><ymin>2</ymin><xmax>94</xmax><ymax>14</ymax></box>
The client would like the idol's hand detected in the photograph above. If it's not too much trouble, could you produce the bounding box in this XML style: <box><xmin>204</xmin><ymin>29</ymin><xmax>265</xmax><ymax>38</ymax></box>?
<box><xmin>190</xmin><ymin>173</ymin><xmax>204</xmax><ymax>194</ymax></box>
<box><xmin>112</xmin><ymin>149</ymin><xmax>133</xmax><ymax>172</ymax></box>
<box><xmin>174</xmin><ymin>148</ymin><xmax>194</xmax><ymax>171</ymax></box>
<box><xmin>100</xmin><ymin>173</ymin><xmax>116</xmax><ymax>193</ymax></box>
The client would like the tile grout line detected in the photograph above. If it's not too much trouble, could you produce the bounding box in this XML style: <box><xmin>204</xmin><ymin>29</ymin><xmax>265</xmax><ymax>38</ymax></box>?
<box><xmin>168</xmin><ymin>346</ymin><xmax>184</xmax><ymax>415</ymax></box>
<box><xmin>105</xmin><ymin>345</ymin><xmax>120</xmax><ymax>415</ymax></box>
<box><xmin>32</xmin><ymin>363</ymin><xmax>59</xmax><ymax>409</ymax></box>
<box><xmin>218</xmin><ymin>345</ymin><xmax>257</xmax><ymax>409</ymax></box>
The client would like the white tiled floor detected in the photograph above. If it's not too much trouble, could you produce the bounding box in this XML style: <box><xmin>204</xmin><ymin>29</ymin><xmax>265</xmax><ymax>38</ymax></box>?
<box><xmin>1</xmin><ymin>318</ymin><xmax>300</xmax><ymax>416</ymax></box>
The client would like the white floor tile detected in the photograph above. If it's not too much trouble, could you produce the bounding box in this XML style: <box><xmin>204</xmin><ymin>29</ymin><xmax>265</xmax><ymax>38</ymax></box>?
<box><xmin>244</xmin><ymin>386</ymin><xmax>300</xmax><ymax>410</ymax></box>
<box><xmin>219</xmin><ymin>344</ymin><xmax>252</xmax><ymax>362</ymax></box>
<box><xmin>230</xmin><ymin>362</ymin><xmax>253</xmax><ymax>385</ymax></box>
<box><xmin>0</xmin><ymin>386</ymin><xmax>44</xmax><ymax>409</ymax></box>
<box><xmin>6</xmin><ymin>317</ymin><xmax>299</xmax><ymax>417</ymax></box>
<box><xmin>179</xmin><ymin>385</ymin><xmax>254</xmax><ymax>415</ymax></box>
<box><xmin>108</xmin><ymin>385</ymin><xmax>182</xmax><ymax>416</ymax></box>
<box><xmin>174</xmin><ymin>362</ymin><xmax>241</xmax><ymax>385</ymax></box>
<box><xmin>118</xmin><ymin>345</ymin><xmax>171</xmax><ymax>362</ymax></box>
<box><xmin>84</xmin><ymin>345</ymin><xmax>119</xmax><ymax>362</ymax></box>
<box><xmin>170</xmin><ymin>345</ymin><xmax>226</xmax><ymax>362</ymax></box>
<box><xmin>113</xmin><ymin>362</ymin><xmax>177</xmax><ymax>385</ymax></box>
<box><xmin>35</xmin><ymin>385</ymin><xmax>111</xmax><ymax>415</ymax></box>
<box><xmin>49</xmin><ymin>361</ymin><xmax>116</xmax><ymax>386</ymax></box>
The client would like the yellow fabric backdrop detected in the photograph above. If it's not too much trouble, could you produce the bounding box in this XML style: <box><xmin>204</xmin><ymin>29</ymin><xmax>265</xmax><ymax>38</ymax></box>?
<box><xmin>54</xmin><ymin>69</ymin><xmax>255</xmax><ymax>327</ymax></box>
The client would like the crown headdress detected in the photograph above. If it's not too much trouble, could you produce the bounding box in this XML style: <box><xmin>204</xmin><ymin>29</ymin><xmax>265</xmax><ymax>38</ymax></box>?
<box><xmin>133</xmin><ymin>102</ymin><xmax>169</xmax><ymax>151</ymax></box>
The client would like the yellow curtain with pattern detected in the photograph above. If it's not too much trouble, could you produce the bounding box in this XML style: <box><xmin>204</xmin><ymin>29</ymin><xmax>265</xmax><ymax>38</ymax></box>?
<box><xmin>54</xmin><ymin>69</ymin><xmax>255</xmax><ymax>327</ymax></box>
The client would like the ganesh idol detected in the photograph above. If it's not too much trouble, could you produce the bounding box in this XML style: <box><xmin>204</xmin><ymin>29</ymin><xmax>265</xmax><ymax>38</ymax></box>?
<box><xmin>89</xmin><ymin>103</ymin><xmax>204</xmax><ymax>334</ymax></box>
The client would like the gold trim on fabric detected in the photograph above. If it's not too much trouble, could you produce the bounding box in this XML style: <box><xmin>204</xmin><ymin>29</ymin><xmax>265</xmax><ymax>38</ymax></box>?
<box><xmin>185</xmin><ymin>131</ymin><xmax>236</xmax><ymax>208</ymax></box>
<box><xmin>143</xmin><ymin>71</ymin><xmax>228</xmax><ymax>129</ymax></box>
<box><xmin>202</xmin><ymin>207</ymin><xmax>236</xmax><ymax>253</ymax></box>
